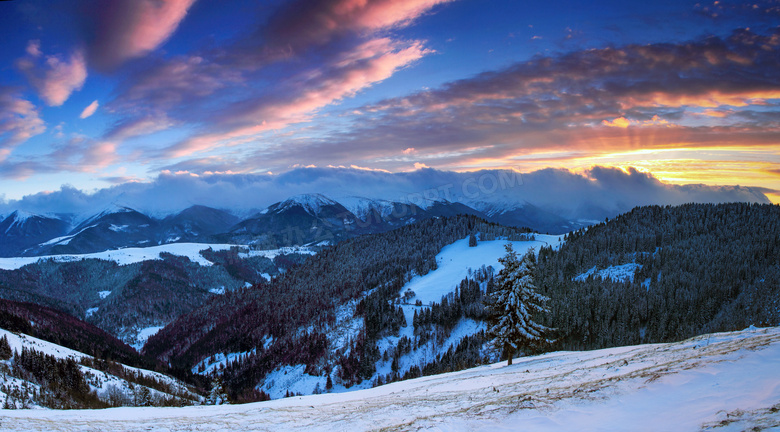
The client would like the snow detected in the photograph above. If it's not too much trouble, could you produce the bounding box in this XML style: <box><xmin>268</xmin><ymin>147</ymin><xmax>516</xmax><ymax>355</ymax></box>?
<box><xmin>238</xmin><ymin>245</ymin><xmax>316</xmax><ymax>260</ymax></box>
<box><xmin>4</xmin><ymin>210</ymin><xmax>41</xmax><ymax>234</ymax></box>
<box><xmin>337</xmin><ymin>196</ymin><xmax>398</xmax><ymax>221</ymax></box>
<box><xmin>574</xmin><ymin>263</ymin><xmax>642</xmax><ymax>283</ymax></box>
<box><xmin>38</xmin><ymin>224</ymin><xmax>98</xmax><ymax>247</ymax></box>
<box><xmin>0</xmin><ymin>243</ymin><xmax>313</xmax><ymax>270</ymax></box>
<box><xmin>0</xmin><ymin>327</ymin><xmax>199</xmax><ymax>409</ymax></box>
<box><xmin>260</xmin><ymin>365</ymin><xmax>325</xmax><ymax>399</ymax></box>
<box><xmin>131</xmin><ymin>326</ymin><xmax>165</xmax><ymax>351</ymax></box>
<box><xmin>3</xmin><ymin>326</ymin><xmax>779</xmax><ymax>431</ymax></box>
<box><xmin>208</xmin><ymin>286</ymin><xmax>225</xmax><ymax>295</ymax></box>
<box><xmin>275</xmin><ymin>193</ymin><xmax>338</xmax><ymax>216</ymax></box>
<box><xmin>405</xmin><ymin>234</ymin><xmax>562</xmax><ymax>305</ymax></box>
<box><xmin>72</xmin><ymin>204</ymin><xmax>134</xmax><ymax>228</ymax></box>
<box><xmin>85</xmin><ymin>307</ymin><xmax>99</xmax><ymax>318</ymax></box>
<box><xmin>108</xmin><ymin>224</ymin><xmax>129</xmax><ymax>232</ymax></box>
<box><xmin>98</xmin><ymin>290</ymin><xmax>111</xmax><ymax>299</ymax></box>
<box><xmin>192</xmin><ymin>349</ymin><xmax>257</xmax><ymax>376</ymax></box>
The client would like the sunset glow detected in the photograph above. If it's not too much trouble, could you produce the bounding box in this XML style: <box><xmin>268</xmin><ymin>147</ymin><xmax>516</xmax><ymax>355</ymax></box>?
<box><xmin>0</xmin><ymin>0</ymin><xmax>778</xmax><ymax>203</ymax></box>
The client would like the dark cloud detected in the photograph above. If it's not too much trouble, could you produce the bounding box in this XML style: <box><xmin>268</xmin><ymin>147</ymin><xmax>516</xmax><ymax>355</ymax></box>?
<box><xmin>79</xmin><ymin>0</ymin><xmax>197</xmax><ymax>71</ymax></box>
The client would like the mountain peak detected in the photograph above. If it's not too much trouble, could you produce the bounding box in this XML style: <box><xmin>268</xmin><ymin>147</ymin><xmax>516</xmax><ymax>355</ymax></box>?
<box><xmin>274</xmin><ymin>193</ymin><xmax>339</xmax><ymax>216</ymax></box>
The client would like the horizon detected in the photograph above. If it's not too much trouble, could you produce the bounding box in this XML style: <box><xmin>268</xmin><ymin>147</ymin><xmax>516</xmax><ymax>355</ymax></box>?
<box><xmin>1</xmin><ymin>0</ymin><xmax>779</xmax><ymax>204</ymax></box>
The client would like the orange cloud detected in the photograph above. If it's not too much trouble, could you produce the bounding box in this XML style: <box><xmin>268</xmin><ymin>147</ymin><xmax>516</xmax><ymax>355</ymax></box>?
<box><xmin>602</xmin><ymin>117</ymin><xmax>630</xmax><ymax>128</ymax></box>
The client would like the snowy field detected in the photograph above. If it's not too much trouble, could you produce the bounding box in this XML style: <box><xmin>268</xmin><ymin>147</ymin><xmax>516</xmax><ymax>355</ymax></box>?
<box><xmin>406</xmin><ymin>234</ymin><xmax>562</xmax><ymax>304</ymax></box>
<box><xmin>0</xmin><ymin>243</ymin><xmax>315</xmax><ymax>270</ymax></box>
<box><xmin>3</xmin><ymin>326</ymin><xmax>778</xmax><ymax>431</ymax></box>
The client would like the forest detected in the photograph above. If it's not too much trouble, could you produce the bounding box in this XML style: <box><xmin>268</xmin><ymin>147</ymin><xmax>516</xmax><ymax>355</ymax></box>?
<box><xmin>1</xmin><ymin>203</ymin><xmax>778</xmax><ymax>406</ymax></box>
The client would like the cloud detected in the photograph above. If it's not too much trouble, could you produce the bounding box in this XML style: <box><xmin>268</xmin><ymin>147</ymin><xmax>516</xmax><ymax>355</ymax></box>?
<box><xmin>0</xmin><ymin>167</ymin><xmax>769</xmax><ymax>221</ymax></box>
<box><xmin>104</xmin><ymin>115</ymin><xmax>176</xmax><ymax>141</ymax></box>
<box><xmin>16</xmin><ymin>46</ymin><xmax>87</xmax><ymax>106</ymax></box>
<box><xmin>101</xmin><ymin>0</ymin><xmax>447</xmax><ymax>162</ymax></box>
<box><xmin>602</xmin><ymin>117</ymin><xmax>631</xmax><ymax>128</ymax></box>
<box><xmin>79</xmin><ymin>100</ymin><xmax>99</xmax><ymax>119</ymax></box>
<box><xmin>246</xmin><ymin>27</ymin><xmax>777</xmax><ymax>171</ymax></box>
<box><xmin>0</xmin><ymin>88</ymin><xmax>46</xmax><ymax>159</ymax></box>
<box><xmin>0</xmin><ymin>136</ymin><xmax>118</xmax><ymax>180</ymax></box>
<box><xmin>85</xmin><ymin>0</ymin><xmax>197</xmax><ymax>70</ymax></box>
<box><xmin>159</xmin><ymin>37</ymin><xmax>431</xmax><ymax>159</ymax></box>
<box><xmin>263</xmin><ymin>0</ymin><xmax>452</xmax><ymax>53</ymax></box>
<box><xmin>109</xmin><ymin>55</ymin><xmax>243</xmax><ymax>117</ymax></box>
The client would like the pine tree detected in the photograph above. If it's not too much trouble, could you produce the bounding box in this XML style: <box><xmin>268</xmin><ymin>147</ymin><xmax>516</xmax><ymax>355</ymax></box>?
<box><xmin>0</xmin><ymin>335</ymin><xmax>12</xmax><ymax>360</ymax></box>
<box><xmin>469</xmin><ymin>233</ymin><xmax>478</xmax><ymax>247</ymax></box>
<box><xmin>488</xmin><ymin>244</ymin><xmax>552</xmax><ymax>365</ymax></box>
<box><xmin>325</xmin><ymin>374</ymin><xmax>333</xmax><ymax>392</ymax></box>
<box><xmin>207</xmin><ymin>375</ymin><xmax>230</xmax><ymax>405</ymax></box>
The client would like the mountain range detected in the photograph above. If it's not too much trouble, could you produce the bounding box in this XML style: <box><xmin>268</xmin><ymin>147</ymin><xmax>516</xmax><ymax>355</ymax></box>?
<box><xmin>0</xmin><ymin>193</ymin><xmax>571</xmax><ymax>257</ymax></box>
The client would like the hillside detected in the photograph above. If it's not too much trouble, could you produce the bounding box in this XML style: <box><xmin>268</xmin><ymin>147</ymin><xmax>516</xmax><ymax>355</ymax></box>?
<box><xmin>143</xmin><ymin>215</ymin><xmax>533</xmax><ymax>401</ymax></box>
<box><xmin>0</xmin><ymin>327</ymin><xmax>201</xmax><ymax>409</ymax></box>
<box><xmin>0</xmin><ymin>244</ymin><xmax>311</xmax><ymax>347</ymax></box>
<box><xmin>2</xmin><ymin>326</ymin><xmax>778</xmax><ymax>431</ymax></box>
<box><xmin>536</xmin><ymin>203</ymin><xmax>780</xmax><ymax>351</ymax></box>
<box><xmin>0</xmin><ymin>298</ymin><xmax>147</xmax><ymax>368</ymax></box>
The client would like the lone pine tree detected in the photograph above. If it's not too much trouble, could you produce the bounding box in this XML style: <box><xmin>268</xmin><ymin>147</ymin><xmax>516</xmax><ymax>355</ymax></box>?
<box><xmin>488</xmin><ymin>244</ymin><xmax>552</xmax><ymax>365</ymax></box>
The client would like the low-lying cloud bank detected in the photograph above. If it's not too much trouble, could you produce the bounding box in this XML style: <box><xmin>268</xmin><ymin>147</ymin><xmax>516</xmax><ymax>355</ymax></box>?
<box><xmin>0</xmin><ymin>167</ymin><xmax>771</xmax><ymax>221</ymax></box>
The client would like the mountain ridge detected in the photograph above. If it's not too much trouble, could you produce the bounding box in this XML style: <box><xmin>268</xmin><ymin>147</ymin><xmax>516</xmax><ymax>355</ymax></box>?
<box><xmin>0</xmin><ymin>194</ymin><xmax>567</xmax><ymax>257</ymax></box>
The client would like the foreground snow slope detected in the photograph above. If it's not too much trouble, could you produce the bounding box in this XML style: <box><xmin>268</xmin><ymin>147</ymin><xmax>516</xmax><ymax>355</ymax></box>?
<box><xmin>4</xmin><ymin>327</ymin><xmax>779</xmax><ymax>431</ymax></box>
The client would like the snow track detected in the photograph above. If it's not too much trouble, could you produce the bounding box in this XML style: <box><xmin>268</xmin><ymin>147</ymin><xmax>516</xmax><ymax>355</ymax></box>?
<box><xmin>3</xmin><ymin>327</ymin><xmax>779</xmax><ymax>431</ymax></box>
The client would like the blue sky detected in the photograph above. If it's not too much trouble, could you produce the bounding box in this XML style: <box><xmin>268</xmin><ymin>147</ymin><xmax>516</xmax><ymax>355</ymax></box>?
<box><xmin>1</xmin><ymin>0</ymin><xmax>779</xmax><ymax>204</ymax></box>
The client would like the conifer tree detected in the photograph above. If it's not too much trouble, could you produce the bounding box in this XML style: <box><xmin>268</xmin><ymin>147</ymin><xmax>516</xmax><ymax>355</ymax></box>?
<box><xmin>488</xmin><ymin>245</ymin><xmax>552</xmax><ymax>365</ymax></box>
<box><xmin>0</xmin><ymin>335</ymin><xmax>12</xmax><ymax>360</ymax></box>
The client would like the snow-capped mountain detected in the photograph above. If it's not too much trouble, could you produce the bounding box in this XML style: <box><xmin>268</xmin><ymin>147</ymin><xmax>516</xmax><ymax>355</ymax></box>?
<box><xmin>224</xmin><ymin>193</ymin><xmax>360</xmax><ymax>246</ymax></box>
<box><xmin>0</xmin><ymin>211</ymin><xmax>69</xmax><ymax>256</ymax></box>
<box><xmin>31</xmin><ymin>205</ymin><xmax>160</xmax><ymax>256</ymax></box>
<box><xmin>0</xmin><ymin>192</ymin><xmax>584</xmax><ymax>257</ymax></box>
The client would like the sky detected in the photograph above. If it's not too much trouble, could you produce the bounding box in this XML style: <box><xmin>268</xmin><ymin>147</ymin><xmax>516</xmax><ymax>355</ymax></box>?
<box><xmin>0</xmin><ymin>0</ymin><xmax>779</xmax><ymax>206</ymax></box>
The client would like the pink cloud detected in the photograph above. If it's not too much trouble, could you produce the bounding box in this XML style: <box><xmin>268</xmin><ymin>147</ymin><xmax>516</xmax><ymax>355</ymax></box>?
<box><xmin>105</xmin><ymin>115</ymin><xmax>176</xmax><ymax>141</ymax></box>
<box><xmin>80</xmin><ymin>100</ymin><xmax>99</xmax><ymax>119</ymax></box>
<box><xmin>16</xmin><ymin>47</ymin><xmax>87</xmax><ymax>106</ymax></box>
<box><xmin>0</xmin><ymin>88</ymin><xmax>46</xmax><ymax>159</ymax></box>
<box><xmin>163</xmin><ymin>37</ymin><xmax>430</xmax><ymax>159</ymax></box>
<box><xmin>88</xmin><ymin>0</ymin><xmax>196</xmax><ymax>70</ymax></box>
<box><xmin>265</xmin><ymin>0</ymin><xmax>451</xmax><ymax>52</ymax></box>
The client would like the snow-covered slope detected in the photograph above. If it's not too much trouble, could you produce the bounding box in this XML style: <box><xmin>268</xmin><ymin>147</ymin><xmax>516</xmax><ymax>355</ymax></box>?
<box><xmin>405</xmin><ymin>234</ymin><xmax>562</xmax><ymax>305</ymax></box>
<box><xmin>0</xmin><ymin>243</ymin><xmax>315</xmax><ymax>270</ymax></box>
<box><xmin>4</xmin><ymin>326</ymin><xmax>778</xmax><ymax>431</ymax></box>
<box><xmin>0</xmin><ymin>328</ymin><xmax>200</xmax><ymax>409</ymax></box>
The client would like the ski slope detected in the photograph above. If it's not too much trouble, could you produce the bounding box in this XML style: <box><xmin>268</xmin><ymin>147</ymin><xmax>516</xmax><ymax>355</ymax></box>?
<box><xmin>4</xmin><ymin>326</ymin><xmax>778</xmax><ymax>431</ymax></box>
